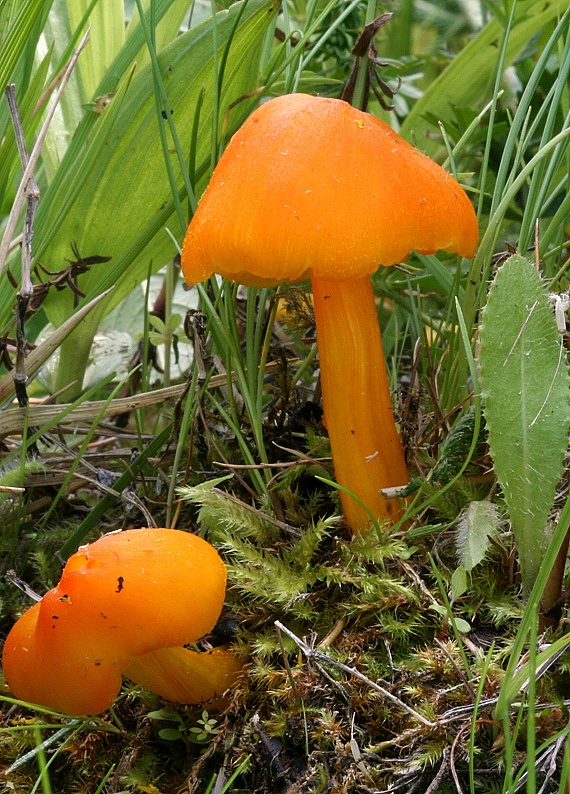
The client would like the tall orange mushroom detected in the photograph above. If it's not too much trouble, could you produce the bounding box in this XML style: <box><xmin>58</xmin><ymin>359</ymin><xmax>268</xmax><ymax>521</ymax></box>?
<box><xmin>181</xmin><ymin>94</ymin><xmax>478</xmax><ymax>533</ymax></box>
<box><xmin>2</xmin><ymin>528</ymin><xmax>240</xmax><ymax>715</ymax></box>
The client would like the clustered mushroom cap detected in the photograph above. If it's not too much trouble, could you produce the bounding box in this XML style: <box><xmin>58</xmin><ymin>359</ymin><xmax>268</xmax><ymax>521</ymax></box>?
<box><xmin>2</xmin><ymin>529</ymin><xmax>227</xmax><ymax>716</ymax></box>
<box><xmin>125</xmin><ymin>646</ymin><xmax>244</xmax><ymax>704</ymax></box>
<box><xmin>182</xmin><ymin>93</ymin><xmax>479</xmax><ymax>286</ymax></box>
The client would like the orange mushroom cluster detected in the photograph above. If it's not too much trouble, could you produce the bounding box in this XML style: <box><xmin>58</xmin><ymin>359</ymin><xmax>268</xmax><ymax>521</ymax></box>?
<box><xmin>181</xmin><ymin>93</ymin><xmax>479</xmax><ymax>533</ymax></box>
<box><xmin>2</xmin><ymin>528</ymin><xmax>241</xmax><ymax>715</ymax></box>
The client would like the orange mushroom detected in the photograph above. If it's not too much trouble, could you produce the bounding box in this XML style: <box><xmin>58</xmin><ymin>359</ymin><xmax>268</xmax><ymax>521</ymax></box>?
<box><xmin>2</xmin><ymin>528</ymin><xmax>239</xmax><ymax>715</ymax></box>
<box><xmin>181</xmin><ymin>93</ymin><xmax>478</xmax><ymax>533</ymax></box>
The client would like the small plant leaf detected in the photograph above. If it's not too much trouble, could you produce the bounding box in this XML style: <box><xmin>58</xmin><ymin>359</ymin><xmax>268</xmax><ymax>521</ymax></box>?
<box><xmin>450</xmin><ymin>566</ymin><xmax>468</xmax><ymax>602</ymax></box>
<box><xmin>456</xmin><ymin>500</ymin><xmax>500</xmax><ymax>571</ymax></box>
<box><xmin>454</xmin><ymin>618</ymin><xmax>471</xmax><ymax>634</ymax></box>
<box><xmin>158</xmin><ymin>728</ymin><xmax>183</xmax><ymax>741</ymax></box>
<box><xmin>146</xmin><ymin>707</ymin><xmax>180</xmax><ymax>721</ymax></box>
<box><xmin>479</xmin><ymin>254</ymin><xmax>570</xmax><ymax>592</ymax></box>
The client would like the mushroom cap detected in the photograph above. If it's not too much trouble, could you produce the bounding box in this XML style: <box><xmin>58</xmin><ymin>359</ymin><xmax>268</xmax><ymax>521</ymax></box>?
<box><xmin>2</xmin><ymin>528</ymin><xmax>227</xmax><ymax>715</ymax></box>
<box><xmin>181</xmin><ymin>93</ymin><xmax>478</xmax><ymax>286</ymax></box>
<box><xmin>2</xmin><ymin>601</ymin><xmax>124</xmax><ymax>716</ymax></box>
<box><xmin>125</xmin><ymin>646</ymin><xmax>244</xmax><ymax>704</ymax></box>
<box><xmin>35</xmin><ymin>528</ymin><xmax>227</xmax><ymax>656</ymax></box>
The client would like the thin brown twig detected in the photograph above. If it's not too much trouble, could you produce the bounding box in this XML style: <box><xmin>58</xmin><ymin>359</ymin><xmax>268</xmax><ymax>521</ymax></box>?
<box><xmin>0</xmin><ymin>359</ymin><xmax>290</xmax><ymax>436</ymax></box>
<box><xmin>449</xmin><ymin>722</ymin><xmax>470</xmax><ymax>794</ymax></box>
<box><xmin>434</xmin><ymin>638</ymin><xmax>477</xmax><ymax>703</ymax></box>
<box><xmin>0</xmin><ymin>30</ymin><xmax>90</xmax><ymax>279</ymax></box>
<box><xmin>424</xmin><ymin>747</ymin><xmax>450</xmax><ymax>794</ymax></box>
<box><xmin>66</xmin><ymin>470</ymin><xmax>156</xmax><ymax>526</ymax></box>
<box><xmin>274</xmin><ymin>620</ymin><xmax>436</xmax><ymax>727</ymax></box>
<box><xmin>214</xmin><ymin>456</ymin><xmax>331</xmax><ymax>471</ymax></box>
<box><xmin>5</xmin><ymin>85</ymin><xmax>40</xmax><ymax>407</ymax></box>
<box><xmin>6</xmin><ymin>570</ymin><xmax>42</xmax><ymax>602</ymax></box>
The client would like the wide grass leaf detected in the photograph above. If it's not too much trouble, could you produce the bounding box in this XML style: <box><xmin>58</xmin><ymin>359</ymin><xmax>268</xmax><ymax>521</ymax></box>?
<box><xmin>478</xmin><ymin>254</ymin><xmax>570</xmax><ymax>591</ymax></box>
<box><xmin>33</xmin><ymin>0</ymin><xmax>278</xmax><ymax>393</ymax></box>
<box><xmin>0</xmin><ymin>0</ymin><xmax>51</xmax><ymax>92</ymax></box>
<box><xmin>37</xmin><ymin>0</ymin><xmax>277</xmax><ymax>318</ymax></box>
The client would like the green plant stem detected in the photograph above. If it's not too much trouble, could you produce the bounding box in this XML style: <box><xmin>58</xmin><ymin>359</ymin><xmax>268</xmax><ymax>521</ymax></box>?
<box><xmin>539</xmin><ymin>525</ymin><xmax>570</xmax><ymax>631</ymax></box>
<box><xmin>351</xmin><ymin>0</ymin><xmax>376</xmax><ymax>111</ymax></box>
<box><xmin>163</xmin><ymin>258</ymin><xmax>176</xmax><ymax>388</ymax></box>
<box><xmin>469</xmin><ymin>644</ymin><xmax>495</xmax><ymax>794</ymax></box>
<box><xmin>166</xmin><ymin>365</ymin><xmax>199</xmax><ymax>527</ymax></box>
<box><xmin>526</xmin><ymin>610</ymin><xmax>538</xmax><ymax>794</ymax></box>
<box><xmin>494</xmin><ymin>489</ymin><xmax>570</xmax><ymax>725</ymax></box>
<box><xmin>33</xmin><ymin>727</ymin><xmax>52</xmax><ymax>794</ymax></box>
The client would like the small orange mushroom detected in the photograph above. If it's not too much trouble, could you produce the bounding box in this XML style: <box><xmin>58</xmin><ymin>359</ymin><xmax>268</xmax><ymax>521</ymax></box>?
<box><xmin>2</xmin><ymin>528</ymin><xmax>239</xmax><ymax>715</ymax></box>
<box><xmin>181</xmin><ymin>93</ymin><xmax>478</xmax><ymax>533</ymax></box>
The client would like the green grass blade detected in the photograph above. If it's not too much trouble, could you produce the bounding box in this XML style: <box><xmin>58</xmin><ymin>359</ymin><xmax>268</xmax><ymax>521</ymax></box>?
<box><xmin>400</xmin><ymin>0</ymin><xmax>567</xmax><ymax>154</ymax></box>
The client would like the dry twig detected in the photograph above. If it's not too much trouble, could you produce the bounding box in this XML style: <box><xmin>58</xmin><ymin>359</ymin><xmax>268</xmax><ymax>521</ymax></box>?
<box><xmin>274</xmin><ymin>620</ymin><xmax>436</xmax><ymax>728</ymax></box>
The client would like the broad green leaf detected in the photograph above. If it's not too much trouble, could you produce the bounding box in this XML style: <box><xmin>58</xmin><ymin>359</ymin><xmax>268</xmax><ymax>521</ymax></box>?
<box><xmin>479</xmin><ymin>254</ymin><xmax>570</xmax><ymax>592</ymax></box>
<box><xmin>37</xmin><ymin>0</ymin><xmax>277</xmax><ymax>299</ymax></box>
<box><xmin>34</xmin><ymin>0</ymin><xmax>214</xmax><ymax>213</ymax></box>
<box><xmin>400</xmin><ymin>0</ymin><xmax>567</xmax><ymax>155</ymax></box>
<box><xmin>456</xmin><ymin>500</ymin><xmax>500</xmax><ymax>571</ymax></box>
<box><xmin>158</xmin><ymin>728</ymin><xmax>184</xmax><ymax>741</ymax></box>
<box><xmin>126</xmin><ymin>0</ymin><xmax>197</xmax><ymax>68</ymax></box>
<box><xmin>33</xmin><ymin>0</ymin><xmax>278</xmax><ymax>394</ymax></box>
<box><xmin>38</xmin><ymin>0</ymin><xmax>95</xmax><ymax>181</ymax></box>
<box><xmin>65</xmin><ymin>0</ymin><xmax>125</xmax><ymax>99</ymax></box>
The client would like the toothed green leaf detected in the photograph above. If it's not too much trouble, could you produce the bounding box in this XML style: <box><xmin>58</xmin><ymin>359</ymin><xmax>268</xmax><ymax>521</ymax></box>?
<box><xmin>479</xmin><ymin>254</ymin><xmax>570</xmax><ymax>591</ymax></box>
<box><xmin>456</xmin><ymin>500</ymin><xmax>500</xmax><ymax>572</ymax></box>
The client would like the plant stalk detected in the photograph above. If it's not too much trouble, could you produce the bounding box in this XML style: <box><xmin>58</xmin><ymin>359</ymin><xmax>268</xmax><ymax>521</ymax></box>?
<box><xmin>311</xmin><ymin>274</ymin><xmax>408</xmax><ymax>532</ymax></box>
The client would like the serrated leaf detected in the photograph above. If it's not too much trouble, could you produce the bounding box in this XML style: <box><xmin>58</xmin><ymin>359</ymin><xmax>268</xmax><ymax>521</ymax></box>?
<box><xmin>456</xmin><ymin>500</ymin><xmax>500</xmax><ymax>571</ymax></box>
<box><xmin>479</xmin><ymin>254</ymin><xmax>570</xmax><ymax>591</ymax></box>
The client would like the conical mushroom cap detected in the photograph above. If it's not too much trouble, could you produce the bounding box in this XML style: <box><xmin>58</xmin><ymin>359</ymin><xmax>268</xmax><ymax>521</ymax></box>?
<box><xmin>182</xmin><ymin>93</ymin><xmax>478</xmax><ymax>285</ymax></box>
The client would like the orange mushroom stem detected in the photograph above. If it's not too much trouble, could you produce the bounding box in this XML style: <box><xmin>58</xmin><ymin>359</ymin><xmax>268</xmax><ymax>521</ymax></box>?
<box><xmin>181</xmin><ymin>93</ymin><xmax>479</xmax><ymax>533</ymax></box>
<box><xmin>2</xmin><ymin>529</ymin><xmax>240</xmax><ymax>715</ymax></box>
<box><xmin>312</xmin><ymin>275</ymin><xmax>409</xmax><ymax>529</ymax></box>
